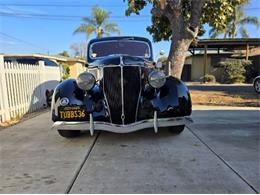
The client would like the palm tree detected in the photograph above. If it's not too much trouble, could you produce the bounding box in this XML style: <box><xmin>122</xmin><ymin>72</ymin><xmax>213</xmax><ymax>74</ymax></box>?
<box><xmin>74</xmin><ymin>5</ymin><xmax>120</xmax><ymax>39</ymax></box>
<box><xmin>209</xmin><ymin>4</ymin><xmax>260</xmax><ymax>38</ymax></box>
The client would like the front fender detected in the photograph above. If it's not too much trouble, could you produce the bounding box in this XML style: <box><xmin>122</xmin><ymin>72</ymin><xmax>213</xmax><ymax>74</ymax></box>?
<box><xmin>153</xmin><ymin>76</ymin><xmax>191</xmax><ymax>115</ymax></box>
<box><xmin>51</xmin><ymin>79</ymin><xmax>108</xmax><ymax>122</ymax></box>
<box><xmin>138</xmin><ymin>76</ymin><xmax>192</xmax><ymax>119</ymax></box>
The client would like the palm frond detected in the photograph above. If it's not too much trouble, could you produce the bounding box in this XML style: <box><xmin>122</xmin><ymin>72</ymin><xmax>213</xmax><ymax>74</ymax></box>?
<box><xmin>74</xmin><ymin>5</ymin><xmax>119</xmax><ymax>39</ymax></box>
<box><xmin>208</xmin><ymin>28</ymin><xmax>216</xmax><ymax>36</ymax></box>
<box><xmin>236</xmin><ymin>5</ymin><xmax>244</xmax><ymax>21</ymax></box>
<box><xmin>208</xmin><ymin>28</ymin><xmax>223</xmax><ymax>39</ymax></box>
<box><xmin>85</xmin><ymin>26</ymin><xmax>96</xmax><ymax>38</ymax></box>
<box><xmin>239</xmin><ymin>26</ymin><xmax>249</xmax><ymax>38</ymax></box>
<box><xmin>239</xmin><ymin>16</ymin><xmax>260</xmax><ymax>27</ymax></box>
<box><xmin>82</xmin><ymin>17</ymin><xmax>97</xmax><ymax>26</ymax></box>
<box><xmin>73</xmin><ymin>24</ymin><xmax>89</xmax><ymax>34</ymax></box>
<box><xmin>73</xmin><ymin>24</ymin><xmax>96</xmax><ymax>39</ymax></box>
<box><xmin>104</xmin><ymin>23</ymin><xmax>120</xmax><ymax>35</ymax></box>
<box><xmin>92</xmin><ymin>5</ymin><xmax>111</xmax><ymax>27</ymax></box>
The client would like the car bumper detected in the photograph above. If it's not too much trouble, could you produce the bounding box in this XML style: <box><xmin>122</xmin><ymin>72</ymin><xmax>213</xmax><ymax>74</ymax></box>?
<box><xmin>52</xmin><ymin>112</ymin><xmax>193</xmax><ymax>135</ymax></box>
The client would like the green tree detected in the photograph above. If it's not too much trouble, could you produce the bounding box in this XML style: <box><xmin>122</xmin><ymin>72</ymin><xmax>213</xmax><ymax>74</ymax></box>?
<box><xmin>58</xmin><ymin>50</ymin><xmax>70</xmax><ymax>57</ymax></box>
<box><xmin>125</xmin><ymin>0</ymin><xmax>247</xmax><ymax>78</ymax></box>
<box><xmin>209</xmin><ymin>3</ymin><xmax>260</xmax><ymax>38</ymax></box>
<box><xmin>74</xmin><ymin>5</ymin><xmax>120</xmax><ymax>39</ymax></box>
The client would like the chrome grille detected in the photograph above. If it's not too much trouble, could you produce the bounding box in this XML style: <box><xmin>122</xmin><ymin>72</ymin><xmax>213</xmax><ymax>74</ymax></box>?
<box><xmin>103</xmin><ymin>66</ymin><xmax>141</xmax><ymax>124</ymax></box>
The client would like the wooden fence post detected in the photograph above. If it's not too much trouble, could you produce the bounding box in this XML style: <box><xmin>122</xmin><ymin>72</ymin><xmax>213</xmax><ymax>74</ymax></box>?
<box><xmin>0</xmin><ymin>55</ymin><xmax>11</xmax><ymax>122</ymax></box>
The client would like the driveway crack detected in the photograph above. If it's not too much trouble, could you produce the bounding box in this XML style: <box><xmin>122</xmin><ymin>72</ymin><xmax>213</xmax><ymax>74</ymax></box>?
<box><xmin>186</xmin><ymin>125</ymin><xmax>258</xmax><ymax>194</ymax></box>
<box><xmin>65</xmin><ymin>132</ymin><xmax>100</xmax><ymax>194</ymax></box>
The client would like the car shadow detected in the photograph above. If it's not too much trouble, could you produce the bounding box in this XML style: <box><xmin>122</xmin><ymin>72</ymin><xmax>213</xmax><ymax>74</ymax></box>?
<box><xmin>27</xmin><ymin>80</ymin><xmax>60</xmax><ymax>113</ymax></box>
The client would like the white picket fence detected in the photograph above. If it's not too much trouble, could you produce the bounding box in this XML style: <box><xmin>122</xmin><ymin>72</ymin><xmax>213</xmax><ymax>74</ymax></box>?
<box><xmin>0</xmin><ymin>55</ymin><xmax>61</xmax><ymax>123</ymax></box>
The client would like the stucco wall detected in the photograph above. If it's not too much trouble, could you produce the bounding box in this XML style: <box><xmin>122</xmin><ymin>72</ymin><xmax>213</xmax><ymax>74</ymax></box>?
<box><xmin>68</xmin><ymin>62</ymin><xmax>86</xmax><ymax>78</ymax></box>
<box><xmin>186</xmin><ymin>55</ymin><xmax>228</xmax><ymax>82</ymax></box>
<box><xmin>189</xmin><ymin>55</ymin><xmax>211</xmax><ymax>81</ymax></box>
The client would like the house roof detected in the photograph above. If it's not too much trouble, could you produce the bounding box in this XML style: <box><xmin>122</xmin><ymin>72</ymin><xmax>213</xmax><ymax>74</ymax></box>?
<box><xmin>2</xmin><ymin>53</ymin><xmax>86</xmax><ymax>64</ymax></box>
<box><xmin>190</xmin><ymin>38</ymin><xmax>260</xmax><ymax>49</ymax></box>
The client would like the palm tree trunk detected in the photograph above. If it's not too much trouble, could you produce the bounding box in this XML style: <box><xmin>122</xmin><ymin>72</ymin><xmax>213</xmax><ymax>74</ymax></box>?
<box><xmin>224</xmin><ymin>30</ymin><xmax>228</xmax><ymax>39</ymax></box>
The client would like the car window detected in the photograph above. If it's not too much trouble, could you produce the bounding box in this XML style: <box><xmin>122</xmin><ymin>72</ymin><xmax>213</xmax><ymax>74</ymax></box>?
<box><xmin>16</xmin><ymin>58</ymin><xmax>39</xmax><ymax>65</ymax></box>
<box><xmin>90</xmin><ymin>40</ymin><xmax>151</xmax><ymax>59</ymax></box>
<box><xmin>43</xmin><ymin>58</ymin><xmax>58</xmax><ymax>67</ymax></box>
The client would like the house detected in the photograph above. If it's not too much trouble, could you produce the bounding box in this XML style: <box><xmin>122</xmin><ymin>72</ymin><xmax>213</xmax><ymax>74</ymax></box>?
<box><xmin>182</xmin><ymin>38</ymin><xmax>260</xmax><ymax>82</ymax></box>
<box><xmin>3</xmin><ymin>53</ymin><xmax>86</xmax><ymax>79</ymax></box>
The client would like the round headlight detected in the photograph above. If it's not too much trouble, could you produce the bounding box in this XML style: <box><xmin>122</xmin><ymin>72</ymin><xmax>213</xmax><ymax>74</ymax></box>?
<box><xmin>76</xmin><ymin>72</ymin><xmax>96</xmax><ymax>91</ymax></box>
<box><xmin>148</xmin><ymin>70</ymin><xmax>166</xmax><ymax>88</ymax></box>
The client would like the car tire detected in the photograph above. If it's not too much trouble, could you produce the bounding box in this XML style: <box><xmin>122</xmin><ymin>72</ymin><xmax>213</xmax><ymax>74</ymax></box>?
<box><xmin>168</xmin><ymin>125</ymin><xmax>185</xmax><ymax>134</ymax></box>
<box><xmin>57</xmin><ymin>130</ymin><xmax>81</xmax><ymax>138</ymax></box>
<box><xmin>254</xmin><ymin>78</ymin><xmax>260</xmax><ymax>93</ymax></box>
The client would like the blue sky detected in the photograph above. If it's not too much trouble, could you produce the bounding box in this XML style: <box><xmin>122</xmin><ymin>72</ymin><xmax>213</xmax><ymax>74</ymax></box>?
<box><xmin>0</xmin><ymin>0</ymin><xmax>259</xmax><ymax>57</ymax></box>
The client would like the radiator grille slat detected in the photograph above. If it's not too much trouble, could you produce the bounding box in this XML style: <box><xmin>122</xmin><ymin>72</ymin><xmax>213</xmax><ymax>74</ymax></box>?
<box><xmin>103</xmin><ymin>66</ymin><xmax>141</xmax><ymax>124</ymax></box>
<box><xmin>123</xmin><ymin>66</ymin><xmax>140</xmax><ymax>124</ymax></box>
<box><xmin>103</xmin><ymin>67</ymin><xmax>122</xmax><ymax>124</ymax></box>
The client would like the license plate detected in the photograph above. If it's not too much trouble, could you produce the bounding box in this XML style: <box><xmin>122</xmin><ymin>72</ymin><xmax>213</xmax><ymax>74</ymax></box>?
<box><xmin>58</xmin><ymin>106</ymin><xmax>88</xmax><ymax>120</ymax></box>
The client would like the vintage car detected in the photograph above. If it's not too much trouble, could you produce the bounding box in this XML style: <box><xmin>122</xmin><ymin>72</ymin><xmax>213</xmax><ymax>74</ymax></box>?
<box><xmin>51</xmin><ymin>36</ymin><xmax>192</xmax><ymax>138</ymax></box>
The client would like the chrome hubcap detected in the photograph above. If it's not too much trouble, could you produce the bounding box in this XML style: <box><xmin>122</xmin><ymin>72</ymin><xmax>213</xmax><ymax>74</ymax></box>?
<box><xmin>255</xmin><ymin>80</ymin><xmax>260</xmax><ymax>92</ymax></box>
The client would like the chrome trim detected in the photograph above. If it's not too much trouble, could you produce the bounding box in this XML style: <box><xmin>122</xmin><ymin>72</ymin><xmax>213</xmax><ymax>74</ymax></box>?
<box><xmin>102</xmin><ymin>67</ymin><xmax>112</xmax><ymax>122</ymax></box>
<box><xmin>90</xmin><ymin>113</ymin><xmax>94</xmax><ymax>136</ymax></box>
<box><xmin>135</xmin><ymin>66</ymin><xmax>142</xmax><ymax>121</ymax></box>
<box><xmin>153</xmin><ymin>111</ymin><xmax>158</xmax><ymax>133</ymax></box>
<box><xmin>120</xmin><ymin>62</ymin><xmax>125</xmax><ymax>125</ymax></box>
<box><xmin>52</xmin><ymin>116</ymin><xmax>193</xmax><ymax>134</ymax></box>
<box><xmin>99</xmin><ymin>64</ymin><xmax>142</xmax><ymax>68</ymax></box>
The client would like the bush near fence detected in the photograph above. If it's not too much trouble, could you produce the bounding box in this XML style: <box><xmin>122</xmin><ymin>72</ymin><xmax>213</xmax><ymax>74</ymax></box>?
<box><xmin>0</xmin><ymin>55</ymin><xmax>61</xmax><ymax>123</ymax></box>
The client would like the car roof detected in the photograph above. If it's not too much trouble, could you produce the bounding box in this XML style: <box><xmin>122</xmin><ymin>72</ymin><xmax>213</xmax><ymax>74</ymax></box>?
<box><xmin>87</xmin><ymin>36</ymin><xmax>153</xmax><ymax>63</ymax></box>
<box><xmin>88</xmin><ymin>36</ymin><xmax>151</xmax><ymax>44</ymax></box>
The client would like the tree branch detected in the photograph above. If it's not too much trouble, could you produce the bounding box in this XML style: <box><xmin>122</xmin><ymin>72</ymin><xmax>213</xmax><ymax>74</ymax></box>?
<box><xmin>151</xmin><ymin>0</ymin><xmax>183</xmax><ymax>27</ymax></box>
<box><xmin>186</xmin><ymin>0</ymin><xmax>205</xmax><ymax>38</ymax></box>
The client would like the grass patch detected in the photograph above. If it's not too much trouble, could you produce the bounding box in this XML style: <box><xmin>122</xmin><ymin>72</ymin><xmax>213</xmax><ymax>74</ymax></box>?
<box><xmin>190</xmin><ymin>90</ymin><xmax>259</xmax><ymax>107</ymax></box>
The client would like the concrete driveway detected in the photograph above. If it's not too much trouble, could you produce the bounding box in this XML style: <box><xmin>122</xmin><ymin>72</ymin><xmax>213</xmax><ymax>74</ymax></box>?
<box><xmin>0</xmin><ymin>107</ymin><xmax>259</xmax><ymax>193</ymax></box>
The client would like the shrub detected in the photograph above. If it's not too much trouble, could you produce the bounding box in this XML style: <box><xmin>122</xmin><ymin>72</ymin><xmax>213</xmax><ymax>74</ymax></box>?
<box><xmin>202</xmin><ymin>74</ymin><xmax>216</xmax><ymax>83</ymax></box>
<box><xmin>219</xmin><ymin>59</ymin><xmax>251</xmax><ymax>84</ymax></box>
<box><xmin>61</xmin><ymin>63</ymin><xmax>70</xmax><ymax>80</ymax></box>
<box><xmin>245</xmin><ymin>63</ymin><xmax>259</xmax><ymax>83</ymax></box>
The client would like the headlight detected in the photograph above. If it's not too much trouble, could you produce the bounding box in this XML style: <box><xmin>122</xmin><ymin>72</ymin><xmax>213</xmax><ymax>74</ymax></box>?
<box><xmin>148</xmin><ymin>70</ymin><xmax>166</xmax><ymax>88</ymax></box>
<box><xmin>76</xmin><ymin>72</ymin><xmax>96</xmax><ymax>90</ymax></box>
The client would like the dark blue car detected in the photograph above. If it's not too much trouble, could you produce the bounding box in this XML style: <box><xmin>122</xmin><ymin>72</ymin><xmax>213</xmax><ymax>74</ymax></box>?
<box><xmin>51</xmin><ymin>36</ymin><xmax>192</xmax><ymax>138</ymax></box>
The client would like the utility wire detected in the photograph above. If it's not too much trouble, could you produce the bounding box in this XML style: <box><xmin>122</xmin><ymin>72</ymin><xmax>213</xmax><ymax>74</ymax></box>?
<box><xmin>0</xmin><ymin>3</ymin><xmax>259</xmax><ymax>10</ymax></box>
<box><xmin>0</xmin><ymin>32</ymin><xmax>49</xmax><ymax>51</ymax></box>
<box><xmin>0</xmin><ymin>15</ymin><xmax>150</xmax><ymax>22</ymax></box>
<box><xmin>0</xmin><ymin>12</ymin><xmax>150</xmax><ymax>19</ymax></box>
<box><xmin>0</xmin><ymin>3</ymin><xmax>126</xmax><ymax>7</ymax></box>
<box><xmin>0</xmin><ymin>13</ymin><xmax>150</xmax><ymax>22</ymax></box>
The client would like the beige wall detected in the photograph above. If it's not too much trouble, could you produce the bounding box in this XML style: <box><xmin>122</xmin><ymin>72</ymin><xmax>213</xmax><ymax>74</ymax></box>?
<box><xmin>68</xmin><ymin>62</ymin><xmax>86</xmax><ymax>78</ymax></box>
<box><xmin>186</xmin><ymin>55</ymin><xmax>225</xmax><ymax>82</ymax></box>
<box><xmin>186</xmin><ymin>56</ymin><xmax>211</xmax><ymax>81</ymax></box>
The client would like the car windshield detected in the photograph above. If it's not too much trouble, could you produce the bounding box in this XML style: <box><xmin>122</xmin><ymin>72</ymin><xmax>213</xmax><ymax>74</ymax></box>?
<box><xmin>89</xmin><ymin>40</ymin><xmax>151</xmax><ymax>59</ymax></box>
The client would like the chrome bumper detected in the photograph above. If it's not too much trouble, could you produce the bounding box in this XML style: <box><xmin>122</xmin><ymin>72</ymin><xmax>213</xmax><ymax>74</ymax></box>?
<box><xmin>52</xmin><ymin>112</ymin><xmax>193</xmax><ymax>135</ymax></box>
